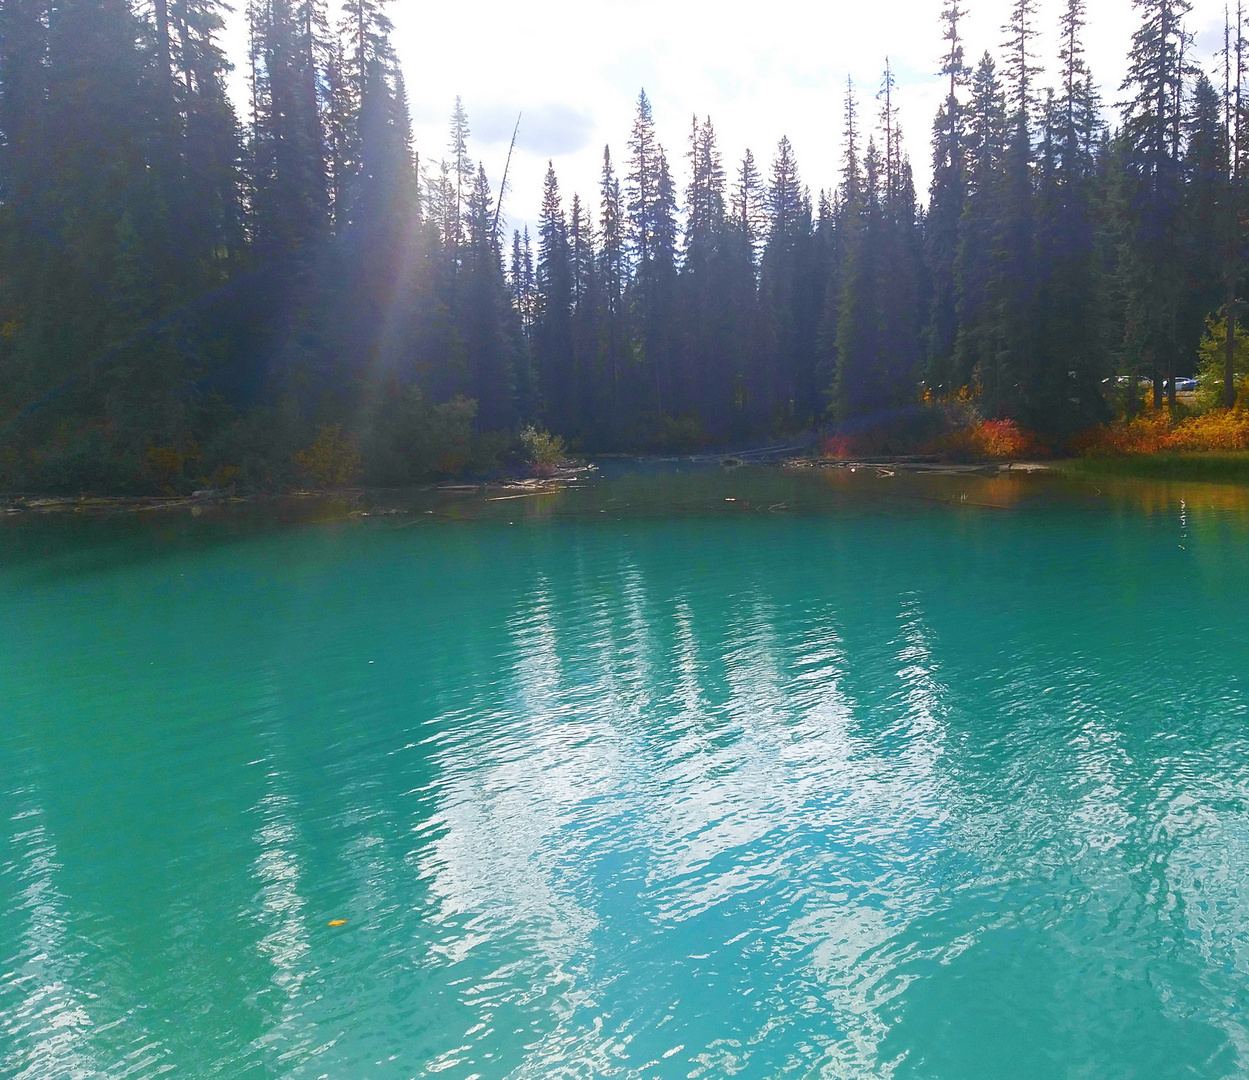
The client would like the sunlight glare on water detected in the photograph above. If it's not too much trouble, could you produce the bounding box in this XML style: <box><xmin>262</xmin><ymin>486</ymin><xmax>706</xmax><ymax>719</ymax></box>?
<box><xmin>2</xmin><ymin>467</ymin><xmax>1248</xmax><ymax>1079</ymax></box>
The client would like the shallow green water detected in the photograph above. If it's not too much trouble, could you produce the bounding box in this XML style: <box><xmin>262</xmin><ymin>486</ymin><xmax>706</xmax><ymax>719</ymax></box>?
<box><xmin>3</xmin><ymin>467</ymin><xmax>1249</xmax><ymax>1079</ymax></box>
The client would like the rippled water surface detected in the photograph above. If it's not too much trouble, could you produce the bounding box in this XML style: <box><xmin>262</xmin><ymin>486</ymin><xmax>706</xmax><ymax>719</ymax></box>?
<box><xmin>3</xmin><ymin>467</ymin><xmax>1249</xmax><ymax>1079</ymax></box>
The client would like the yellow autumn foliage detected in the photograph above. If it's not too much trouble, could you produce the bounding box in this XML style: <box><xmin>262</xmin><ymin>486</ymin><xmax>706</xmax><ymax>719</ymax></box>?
<box><xmin>1074</xmin><ymin>403</ymin><xmax>1249</xmax><ymax>455</ymax></box>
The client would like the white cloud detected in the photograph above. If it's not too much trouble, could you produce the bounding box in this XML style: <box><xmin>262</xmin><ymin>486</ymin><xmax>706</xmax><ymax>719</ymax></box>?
<box><xmin>224</xmin><ymin>0</ymin><xmax>1231</xmax><ymax>239</ymax></box>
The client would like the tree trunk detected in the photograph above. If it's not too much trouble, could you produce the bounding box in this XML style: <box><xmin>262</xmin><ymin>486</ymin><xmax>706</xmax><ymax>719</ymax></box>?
<box><xmin>154</xmin><ymin>0</ymin><xmax>172</xmax><ymax>83</ymax></box>
<box><xmin>1226</xmin><ymin>292</ymin><xmax>1238</xmax><ymax>410</ymax></box>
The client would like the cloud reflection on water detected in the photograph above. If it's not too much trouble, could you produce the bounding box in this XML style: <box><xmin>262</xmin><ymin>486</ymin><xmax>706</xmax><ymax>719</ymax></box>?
<box><xmin>4</xmin><ymin>472</ymin><xmax>1249</xmax><ymax>1078</ymax></box>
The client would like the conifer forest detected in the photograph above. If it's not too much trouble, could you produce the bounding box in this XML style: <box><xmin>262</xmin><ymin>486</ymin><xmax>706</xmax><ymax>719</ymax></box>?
<box><xmin>0</xmin><ymin>0</ymin><xmax>1246</xmax><ymax>491</ymax></box>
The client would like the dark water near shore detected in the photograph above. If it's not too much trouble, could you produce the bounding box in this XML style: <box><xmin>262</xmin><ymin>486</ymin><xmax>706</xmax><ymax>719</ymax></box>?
<box><xmin>3</xmin><ymin>466</ymin><xmax>1248</xmax><ymax>1079</ymax></box>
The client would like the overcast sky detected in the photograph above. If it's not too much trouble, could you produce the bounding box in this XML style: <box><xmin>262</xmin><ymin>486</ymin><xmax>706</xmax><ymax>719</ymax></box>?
<box><xmin>225</xmin><ymin>0</ymin><xmax>1231</xmax><ymax>238</ymax></box>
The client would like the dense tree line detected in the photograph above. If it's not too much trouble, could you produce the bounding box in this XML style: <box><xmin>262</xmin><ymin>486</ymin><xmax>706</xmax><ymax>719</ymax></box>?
<box><xmin>0</xmin><ymin>0</ymin><xmax>1246</xmax><ymax>490</ymax></box>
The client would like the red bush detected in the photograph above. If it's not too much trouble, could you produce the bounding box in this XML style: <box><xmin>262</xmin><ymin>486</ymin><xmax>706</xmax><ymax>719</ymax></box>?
<box><xmin>933</xmin><ymin>419</ymin><xmax>1047</xmax><ymax>460</ymax></box>
<box><xmin>820</xmin><ymin>435</ymin><xmax>856</xmax><ymax>459</ymax></box>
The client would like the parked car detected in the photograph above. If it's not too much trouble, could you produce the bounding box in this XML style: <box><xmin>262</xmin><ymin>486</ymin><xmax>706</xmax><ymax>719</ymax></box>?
<box><xmin>1161</xmin><ymin>376</ymin><xmax>1197</xmax><ymax>392</ymax></box>
<box><xmin>1102</xmin><ymin>376</ymin><xmax>1154</xmax><ymax>387</ymax></box>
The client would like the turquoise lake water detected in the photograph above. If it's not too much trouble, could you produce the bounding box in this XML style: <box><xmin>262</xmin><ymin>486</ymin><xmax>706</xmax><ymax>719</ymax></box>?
<box><xmin>3</xmin><ymin>466</ymin><xmax>1249</xmax><ymax>1079</ymax></box>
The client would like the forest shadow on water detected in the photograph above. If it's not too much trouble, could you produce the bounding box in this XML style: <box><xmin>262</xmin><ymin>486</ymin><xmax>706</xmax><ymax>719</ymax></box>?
<box><xmin>0</xmin><ymin>469</ymin><xmax>1182</xmax><ymax>537</ymax></box>
<box><xmin>2</xmin><ymin>466</ymin><xmax>1249</xmax><ymax>1079</ymax></box>
<box><xmin>4</xmin><ymin>463</ymin><xmax>1249</xmax><ymax>587</ymax></box>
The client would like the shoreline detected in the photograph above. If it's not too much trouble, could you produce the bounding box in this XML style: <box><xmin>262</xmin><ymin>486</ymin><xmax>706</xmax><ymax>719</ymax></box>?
<box><xmin>0</xmin><ymin>470</ymin><xmax>594</xmax><ymax>518</ymax></box>
<box><xmin>780</xmin><ymin>456</ymin><xmax>1054</xmax><ymax>475</ymax></box>
<box><xmin>12</xmin><ymin>452</ymin><xmax>1249</xmax><ymax>519</ymax></box>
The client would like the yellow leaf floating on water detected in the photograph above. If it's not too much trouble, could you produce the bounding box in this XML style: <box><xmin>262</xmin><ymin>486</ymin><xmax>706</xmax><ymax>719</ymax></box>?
<box><xmin>327</xmin><ymin>919</ymin><xmax>348</xmax><ymax>927</ymax></box>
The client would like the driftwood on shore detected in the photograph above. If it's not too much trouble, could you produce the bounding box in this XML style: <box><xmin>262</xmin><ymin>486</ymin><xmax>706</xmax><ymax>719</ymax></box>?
<box><xmin>0</xmin><ymin>458</ymin><xmax>1054</xmax><ymax>520</ymax></box>
<box><xmin>0</xmin><ymin>465</ymin><xmax>597</xmax><ymax>518</ymax></box>
<box><xmin>782</xmin><ymin>456</ymin><xmax>1053</xmax><ymax>475</ymax></box>
<box><xmin>0</xmin><ymin>491</ymin><xmax>250</xmax><ymax>516</ymax></box>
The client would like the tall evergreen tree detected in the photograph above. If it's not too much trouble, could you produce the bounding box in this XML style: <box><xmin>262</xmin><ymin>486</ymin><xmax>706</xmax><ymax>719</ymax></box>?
<box><xmin>30</xmin><ymin>0</ymin><xmax>173</xmax><ymax>407</ymax></box>
<box><xmin>953</xmin><ymin>53</ymin><xmax>1007</xmax><ymax>392</ymax></box>
<box><xmin>926</xmin><ymin>0</ymin><xmax>969</xmax><ymax>393</ymax></box>
<box><xmin>447</xmin><ymin>95</ymin><xmax>472</xmax><ymax>254</ymax></box>
<box><xmin>759</xmin><ymin>135</ymin><xmax>816</xmax><ymax>424</ymax></box>
<box><xmin>1181</xmin><ymin>72</ymin><xmax>1227</xmax><ymax>376</ymax></box>
<box><xmin>534</xmin><ymin>162</ymin><xmax>574</xmax><ymax>428</ymax></box>
<box><xmin>834</xmin><ymin>137</ymin><xmax>886</xmax><ymax>419</ymax></box>
<box><xmin>981</xmin><ymin>0</ymin><xmax>1040</xmax><ymax>420</ymax></box>
<box><xmin>732</xmin><ymin>148</ymin><xmax>766</xmax><ymax>264</ymax></box>
<box><xmin>678</xmin><ymin>116</ymin><xmax>748</xmax><ymax>429</ymax></box>
<box><xmin>1030</xmin><ymin>0</ymin><xmax>1109</xmax><ymax>433</ymax></box>
<box><xmin>1119</xmin><ymin>0</ymin><xmax>1193</xmax><ymax>407</ymax></box>
<box><xmin>626</xmin><ymin>89</ymin><xmax>677</xmax><ymax>415</ymax></box>
<box><xmin>0</xmin><ymin>0</ymin><xmax>51</xmax><ymax>411</ymax></box>
<box><xmin>816</xmin><ymin>81</ymin><xmax>865</xmax><ymax>409</ymax></box>
<box><xmin>249</xmin><ymin>0</ymin><xmax>329</xmax><ymax>257</ymax></box>
<box><xmin>598</xmin><ymin>146</ymin><xmax>626</xmax><ymax>428</ymax></box>
<box><xmin>460</xmin><ymin>164</ymin><xmax>516</xmax><ymax>428</ymax></box>
<box><xmin>1220</xmin><ymin>2</ymin><xmax>1247</xmax><ymax>407</ymax></box>
<box><xmin>569</xmin><ymin>192</ymin><xmax>602</xmax><ymax>432</ymax></box>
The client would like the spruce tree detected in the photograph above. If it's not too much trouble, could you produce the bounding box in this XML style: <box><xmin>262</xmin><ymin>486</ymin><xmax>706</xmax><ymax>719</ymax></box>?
<box><xmin>953</xmin><ymin>53</ymin><xmax>1007</xmax><ymax>396</ymax></box>
<box><xmin>460</xmin><ymin>165</ymin><xmax>516</xmax><ymax>428</ymax></box>
<box><xmin>249</xmin><ymin>0</ymin><xmax>329</xmax><ymax>257</ymax></box>
<box><xmin>599</xmin><ymin>146</ymin><xmax>626</xmax><ymax>427</ymax></box>
<box><xmin>535</xmin><ymin>162</ymin><xmax>574</xmax><ymax>429</ymax></box>
<box><xmin>569</xmin><ymin>193</ymin><xmax>601</xmax><ymax>431</ymax></box>
<box><xmin>883</xmin><ymin>153</ymin><xmax>926</xmax><ymax>414</ymax></box>
<box><xmin>626</xmin><ymin>90</ymin><xmax>677</xmax><ymax>416</ymax></box>
<box><xmin>1030</xmin><ymin>0</ymin><xmax>1109</xmax><ymax>433</ymax></box>
<box><xmin>510</xmin><ymin>224</ymin><xmax>538</xmax><ymax>417</ymax></box>
<box><xmin>1181</xmin><ymin>72</ymin><xmax>1227</xmax><ymax>380</ymax></box>
<box><xmin>834</xmin><ymin>138</ymin><xmax>886</xmax><ymax>419</ymax></box>
<box><xmin>732</xmin><ymin>148</ymin><xmax>766</xmax><ymax>264</ymax></box>
<box><xmin>448</xmin><ymin>96</ymin><xmax>472</xmax><ymax>254</ymax></box>
<box><xmin>764</xmin><ymin>135</ymin><xmax>828</xmax><ymax>427</ymax></box>
<box><xmin>758</xmin><ymin>136</ymin><xmax>806</xmax><ymax>424</ymax></box>
<box><xmin>678</xmin><ymin>116</ymin><xmax>740</xmax><ymax>429</ymax></box>
<box><xmin>323</xmin><ymin>35</ymin><xmax>355</xmax><ymax>227</ymax></box>
<box><xmin>817</xmin><ymin>81</ymin><xmax>864</xmax><ymax>412</ymax></box>
<box><xmin>329</xmin><ymin>0</ymin><xmax>394</xmax><ymax>229</ymax></box>
<box><xmin>1119</xmin><ymin>0</ymin><xmax>1193</xmax><ymax>407</ymax></box>
<box><xmin>981</xmin><ymin>0</ymin><xmax>1039</xmax><ymax>421</ymax></box>
<box><xmin>0</xmin><ymin>0</ymin><xmax>51</xmax><ymax>412</ymax></box>
<box><xmin>40</xmin><ymin>0</ymin><xmax>171</xmax><ymax>397</ymax></box>
<box><xmin>926</xmin><ymin>0</ymin><xmax>969</xmax><ymax>394</ymax></box>
<box><xmin>1220</xmin><ymin>2</ymin><xmax>1246</xmax><ymax>407</ymax></box>
<box><xmin>626</xmin><ymin>90</ymin><xmax>659</xmax><ymax>272</ymax></box>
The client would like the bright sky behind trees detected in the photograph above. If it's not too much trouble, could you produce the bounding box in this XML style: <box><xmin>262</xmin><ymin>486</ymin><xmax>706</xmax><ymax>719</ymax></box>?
<box><xmin>226</xmin><ymin>0</ymin><xmax>1229</xmax><ymax>235</ymax></box>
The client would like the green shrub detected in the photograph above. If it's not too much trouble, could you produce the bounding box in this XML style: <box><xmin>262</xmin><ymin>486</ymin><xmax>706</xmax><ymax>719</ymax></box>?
<box><xmin>645</xmin><ymin>414</ymin><xmax>708</xmax><ymax>453</ymax></box>
<box><xmin>198</xmin><ymin>403</ymin><xmax>304</xmax><ymax>492</ymax></box>
<box><xmin>0</xmin><ymin>420</ymin><xmax>148</xmax><ymax>494</ymax></box>
<box><xmin>293</xmin><ymin>424</ymin><xmax>363</xmax><ymax>488</ymax></box>
<box><xmin>1196</xmin><ymin>315</ymin><xmax>1249</xmax><ymax>410</ymax></box>
<box><xmin>361</xmin><ymin>388</ymin><xmax>499</xmax><ymax>485</ymax></box>
<box><xmin>519</xmin><ymin>425</ymin><xmax>566</xmax><ymax>474</ymax></box>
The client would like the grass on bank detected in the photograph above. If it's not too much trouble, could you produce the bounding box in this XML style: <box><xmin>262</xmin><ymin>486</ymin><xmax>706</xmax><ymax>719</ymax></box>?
<box><xmin>1055</xmin><ymin>452</ymin><xmax>1249</xmax><ymax>484</ymax></box>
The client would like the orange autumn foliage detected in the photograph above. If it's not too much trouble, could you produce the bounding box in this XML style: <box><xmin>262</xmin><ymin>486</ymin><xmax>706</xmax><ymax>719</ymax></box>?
<box><xmin>1072</xmin><ymin>406</ymin><xmax>1249</xmax><ymax>455</ymax></box>
<box><xmin>933</xmin><ymin>419</ymin><xmax>1047</xmax><ymax>460</ymax></box>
